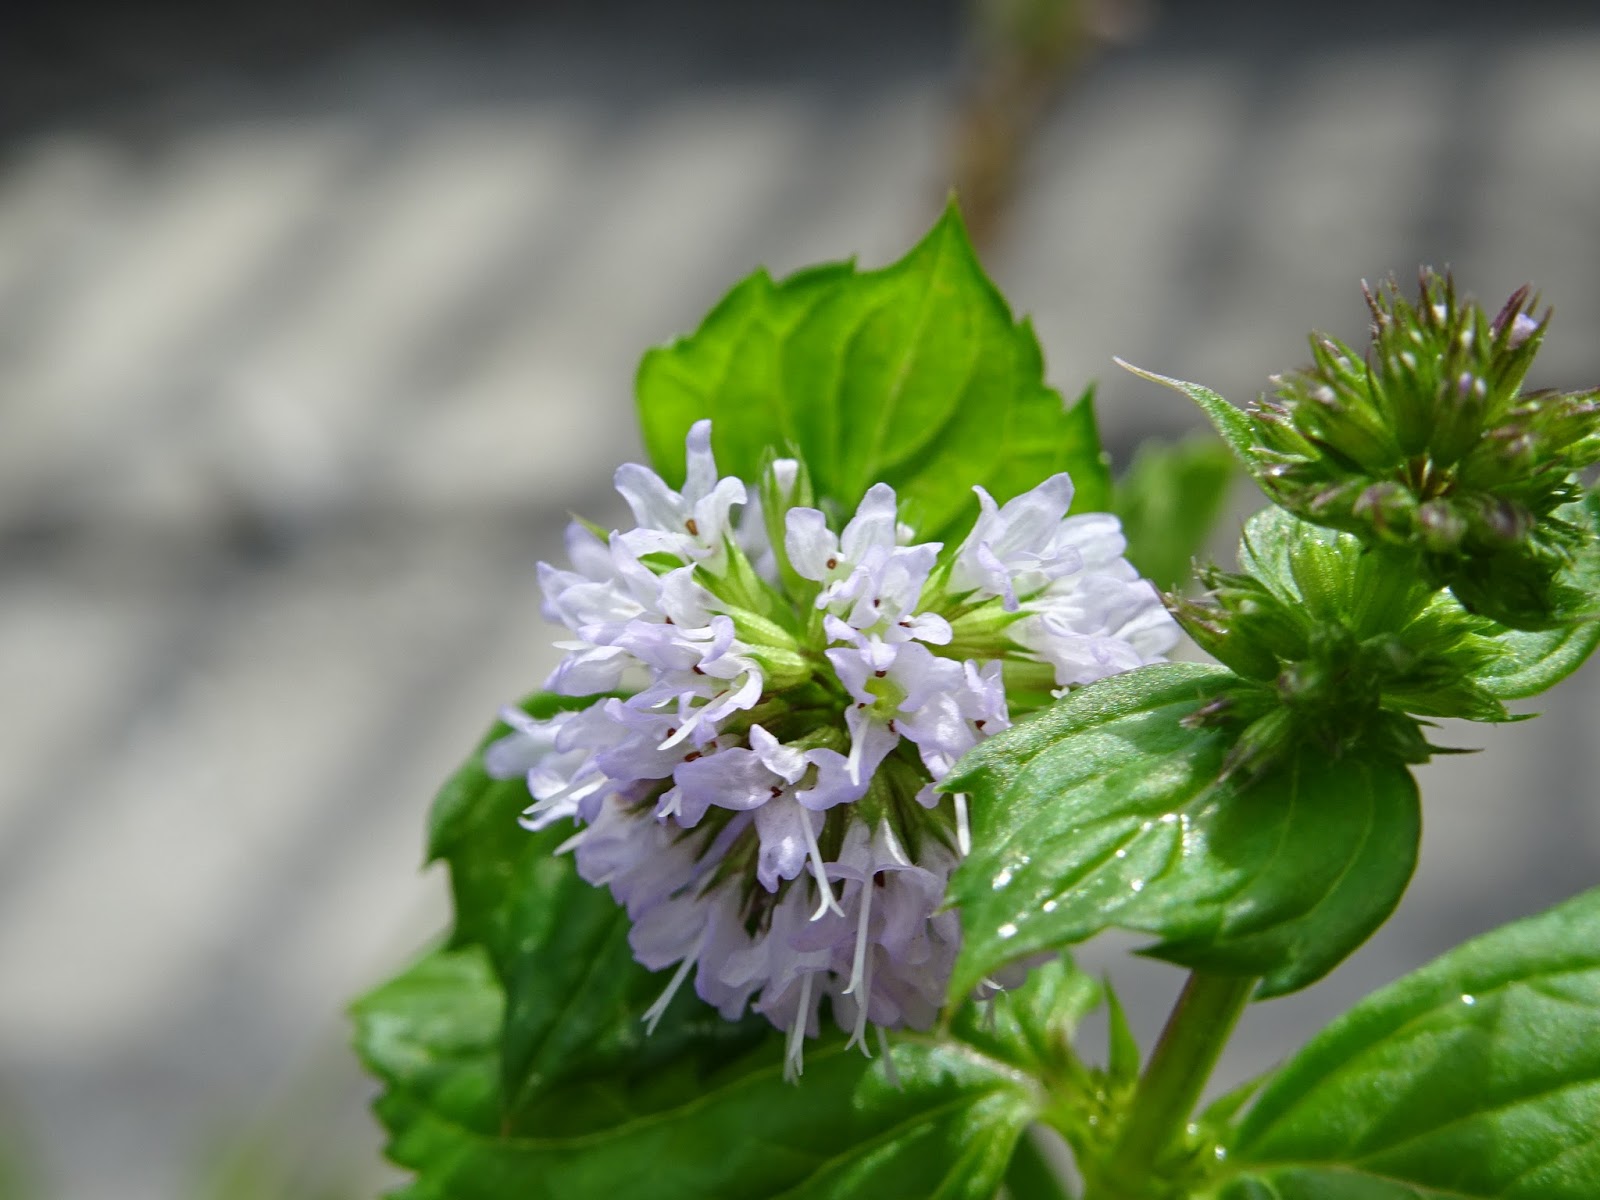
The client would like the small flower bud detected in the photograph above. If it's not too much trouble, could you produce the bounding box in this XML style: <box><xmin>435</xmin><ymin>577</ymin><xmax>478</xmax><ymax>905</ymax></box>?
<box><xmin>1416</xmin><ymin>499</ymin><xmax>1467</xmax><ymax>553</ymax></box>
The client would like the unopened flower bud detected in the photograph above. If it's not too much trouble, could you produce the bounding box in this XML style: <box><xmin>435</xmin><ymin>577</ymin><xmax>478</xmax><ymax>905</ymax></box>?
<box><xmin>1235</xmin><ymin>271</ymin><xmax>1600</xmax><ymax>628</ymax></box>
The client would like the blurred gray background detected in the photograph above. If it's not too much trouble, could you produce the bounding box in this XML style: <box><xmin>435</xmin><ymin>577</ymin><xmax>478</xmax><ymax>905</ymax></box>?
<box><xmin>2</xmin><ymin>1</ymin><xmax>1599</xmax><ymax>1196</ymax></box>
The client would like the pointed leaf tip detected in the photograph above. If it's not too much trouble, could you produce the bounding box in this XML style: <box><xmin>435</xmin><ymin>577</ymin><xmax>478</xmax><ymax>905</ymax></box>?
<box><xmin>637</xmin><ymin>209</ymin><xmax>1112</xmax><ymax>540</ymax></box>
<box><xmin>1114</xmin><ymin>358</ymin><xmax>1261</xmax><ymax>474</ymax></box>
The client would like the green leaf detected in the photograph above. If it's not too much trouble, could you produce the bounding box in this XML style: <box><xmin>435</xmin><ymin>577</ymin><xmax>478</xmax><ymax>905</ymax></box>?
<box><xmin>427</xmin><ymin>691</ymin><xmax>600</xmax><ymax>954</ymax></box>
<box><xmin>1482</xmin><ymin>620</ymin><xmax>1600</xmax><ymax>701</ymax></box>
<box><xmin>1113</xmin><ymin>435</ymin><xmax>1237</xmax><ymax>592</ymax></box>
<box><xmin>944</xmin><ymin>663</ymin><xmax>1421</xmax><ymax>1003</ymax></box>
<box><xmin>353</xmin><ymin>947</ymin><xmax>505</xmax><ymax>1148</ymax></box>
<box><xmin>422</xmin><ymin>695</ymin><xmax>768</xmax><ymax>1116</ymax></box>
<box><xmin>1477</xmin><ymin>493</ymin><xmax>1600</xmax><ymax>700</ymax></box>
<box><xmin>355</xmin><ymin>950</ymin><xmax>1114</xmax><ymax>1198</ymax></box>
<box><xmin>949</xmin><ymin>955</ymin><xmax>1104</xmax><ymax>1085</ymax></box>
<box><xmin>1115</xmin><ymin>361</ymin><xmax>1261</xmax><ymax>478</ymax></box>
<box><xmin>637</xmin><ymin>203</ymin><xmax>1111</xmax><ymax>539</ymax></box>
<box><xmin>359</xmin><ymin>706</ymin><xmax>1117</xmax><ymax>1198</ymax></box>
<box><xmin>1220</xmin><ymin>887</ymin><xmax>1600</xmax><ymax>1200</ymax></box>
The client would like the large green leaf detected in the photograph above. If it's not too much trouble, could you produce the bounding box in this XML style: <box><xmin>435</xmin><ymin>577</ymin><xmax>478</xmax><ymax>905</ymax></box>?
<box><xmin>355</xmin><ymin>949</ymin><xmax>1109</xmax><ymax>1198</ymax></box>
<box><xmin>1219</xmin><ymin>886</ymin><xmax>1600</xmax><ymax>1200</ymax></box>
<box><xmin>944</xmin><ymin>663</ymin><xmax>1421</xmax><ymax>1003</ymax></box>
<box><xmin>1113</xmin><ymin>435</ymin><xmax>1237</xmax><ymax>592</ymax></box>
<box><xmin>422</xmin><ymin>695</ymin><xmax>768</xmax><ymax>1115</ymax></box>
<box><xmin>636</xmin><ymin>203</ymin><xmax>1111</xmax><ymax>539</ymax></box>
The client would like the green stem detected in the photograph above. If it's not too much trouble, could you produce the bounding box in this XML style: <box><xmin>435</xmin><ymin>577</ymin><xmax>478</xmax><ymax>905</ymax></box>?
<box><xmin>1093</xmin><ymin>971</ymin><xmax>1254</xmax><ymax>1198</ymax></box>
<box><xmin>1004</xmin><ymin>1125</ymin><xmax>1073</xmax><ymax>1200</ymax></box>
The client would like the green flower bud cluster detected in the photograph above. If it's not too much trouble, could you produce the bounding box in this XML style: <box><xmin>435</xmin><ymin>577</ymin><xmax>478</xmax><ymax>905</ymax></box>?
<box><xmin>1248</xmin><ymin>271</ymin><xmax>1600</xmax><ymax>629</ymax></box>
<box><xmin>1174</xmin><ymin>509</ymin><xmax>1510</xmax><ymax>778</ymax></box>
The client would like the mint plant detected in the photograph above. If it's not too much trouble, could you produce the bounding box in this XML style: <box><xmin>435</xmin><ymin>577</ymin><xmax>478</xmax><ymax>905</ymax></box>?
<box><xmin>353</xmin><ymin>208</ymin><xmax>1600</xmax><ymax>1199</ymax></box>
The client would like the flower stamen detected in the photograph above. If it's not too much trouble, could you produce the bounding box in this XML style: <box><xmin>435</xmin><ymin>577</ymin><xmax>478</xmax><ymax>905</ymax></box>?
<box><xmin>802</xmin><ymin>809</ymin><xmax>844</xmax><ymax>920</ymax></box>
<box><xmin>642</xmin><ymin>940</ymin><xmax>702</xmax><ymax>1034</ymax></box>
<box><xmin>844</xmin><ymin>874</ymin><xmax>874</xmax><ymax>997</ymax></box>
<box><xmin>784</xmin><ymin>973</ymin><xmax>814</xmax><ymax>1082</ymax></box>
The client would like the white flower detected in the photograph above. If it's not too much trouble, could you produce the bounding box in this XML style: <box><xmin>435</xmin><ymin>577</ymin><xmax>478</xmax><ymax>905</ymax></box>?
<box><xmin>948</xmin><ymin>474</ymin><xmax>1083</xmax><ymax>610</ymax></box>
<box><xmin>613</xmin><ymin>419</ymin><xmax>748</xmax><ymax>563</ymax></box>
<box><xmin>487</xmin><ymin>706</ymin><xmax>613</xmax><ymax>829</ymax></box>
<box><xmin>1007</xmin><ymin>514</ymin><xmax>1178</xmax><ymax>687</ymax></box>
<box><xmin>487</xmin><ymin>422</ymin><xmax>1179</xmax><ymax>1075</ymax></box>
<box><xmin>828</xmin><ymin>639</ymin><xmax>990</xmax><ymax>786</ymax></box>
<box><xmin>785</xmin><ymin>483</ymin><xmax>898</xmax><ymax>593</ymax></box>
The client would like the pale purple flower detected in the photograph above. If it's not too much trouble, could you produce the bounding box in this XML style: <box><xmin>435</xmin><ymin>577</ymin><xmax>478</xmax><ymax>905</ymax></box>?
<box><xmin>614</xmin><ymin>419</ymin><xmax>748</xmax><ymax>562</ymax></box>
<box><xmin>785</xmin><ymin>483</ymin><xmax>899</xmax><ymax>592</ymax></box>
<box><xmin>486</xmin><ymin>422</ymin><xmax>1179</xmax><ymax>1077</ymax></box>
<box><xmin>948</xmin><ymin>474</ymin><xmax>1083</xmax><ymax>610</ymax></box>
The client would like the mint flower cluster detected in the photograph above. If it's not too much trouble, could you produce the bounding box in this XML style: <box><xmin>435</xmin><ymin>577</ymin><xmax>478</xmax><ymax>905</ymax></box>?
<box><xmin>486</xmin><ymin>420</ymin><xmax>1176</xmax><ymax>1074</ymax></box>
<box><xmin>1248</xmin><ymin>272</ymin><xmax>1600</xmax><ymax>628</ymax></box>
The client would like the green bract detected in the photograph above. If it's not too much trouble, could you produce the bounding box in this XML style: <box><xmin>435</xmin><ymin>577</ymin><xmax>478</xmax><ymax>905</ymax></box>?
<box><xmin>1134</xmin><ymin>272</ymin><xmax>1600</xmax><ymax>629</ymax></box>
<box><xmin>1175</xmin><ymin>507</ymin><xmax>1511</xmax><ymax>776</ymax></box>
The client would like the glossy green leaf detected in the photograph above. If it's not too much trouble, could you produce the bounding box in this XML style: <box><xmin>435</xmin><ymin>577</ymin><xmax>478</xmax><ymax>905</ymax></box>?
<box><xmin>353</xmin><ymin>947</ymin><xmax>504</xmax><ymax>1154</ymax></box>
<box><xmin>355</xmin><ymin>949</ymin><xmax>1112</xmax><ymax>1198</ymax></box>
<box><xmin>1113</xmin><ymin>435</ymin><xmax>1237</xmax><ymax>592</ymax></box>
<box><xmin>1219</xmin><ymin>886</ymin><xmax>1600</xmax><ymax>1200</ymax></box>
<box><xmin>637</xmin><ymin>203</ymin><xmax>1111</xmax><ymax>539</ymax></box>
<box><xmin>944</xmin><ymin>663</ymin><xmax>1421</xmax><ymax>1003</ymax></box>
<box><xmin>1483</xmin><ymin>621</ymin><xmax>1600</xmax><ymax>701</ymax></box>
<box><xmin>422</xmin><ymin>696</ymin><xmax>769</xmax><ymax>1114</ymax></box>
<box><xmin>1477</xmin><ymin>493</ymin><xmax>1600</xmax><ymax>701</ymax></box>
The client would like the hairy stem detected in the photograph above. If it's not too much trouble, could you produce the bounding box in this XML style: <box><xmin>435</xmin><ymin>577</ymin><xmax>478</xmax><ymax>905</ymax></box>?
<box><xmin>1091</xmin><ymin>971</ymin><xmax>1254</xmax><ymax>1198</ymax></box>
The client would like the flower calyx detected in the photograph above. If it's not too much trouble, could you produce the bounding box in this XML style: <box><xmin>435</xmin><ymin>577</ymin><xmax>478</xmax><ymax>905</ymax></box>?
<box><xmin>1175</xmin><ymin>508</ymin><xmax>1511</xmax><ymax>778</ymax></box>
